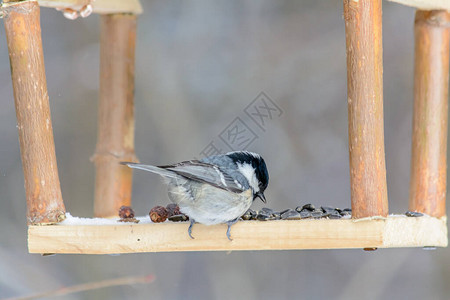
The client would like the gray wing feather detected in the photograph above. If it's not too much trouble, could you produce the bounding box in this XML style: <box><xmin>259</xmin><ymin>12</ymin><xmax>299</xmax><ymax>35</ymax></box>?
<box><xmin>121</xmin><ymin>161</ymin><xmax>245</xmax><ymax>193</ymax></box>
<box><xmin>120</xmin><ymin>163</ymin><xmax>179</xmax><ymax>179</ymax></box>
<box><xmin>159</xmin><ymin>161</ymin><xmax>244</xmax><ymax>193</ymax></box>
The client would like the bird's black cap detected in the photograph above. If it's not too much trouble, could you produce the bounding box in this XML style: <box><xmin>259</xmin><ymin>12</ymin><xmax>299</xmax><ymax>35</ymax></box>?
<box><xmin>226</xmin><ymin>151</ymin><xmax>269</xmax><ymax>195</ymax></box>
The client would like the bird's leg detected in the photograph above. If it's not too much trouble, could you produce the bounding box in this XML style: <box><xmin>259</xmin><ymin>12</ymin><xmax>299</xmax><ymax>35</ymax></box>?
<box><xmin>188</xmin><ymin>219</ymin><xmax>195</xmax><ymax>239</ymax></box>
<box><xmin>226</xmin><ymin>218</ymin><xmax>239</xmax><ymax>241</ymax></box>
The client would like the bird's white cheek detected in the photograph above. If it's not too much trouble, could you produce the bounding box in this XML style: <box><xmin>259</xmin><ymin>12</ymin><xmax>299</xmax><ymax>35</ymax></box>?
<box><xmin>237</xmin><ymin>163</ymin><xmax>259</xmax><ymax>192</ymax></box>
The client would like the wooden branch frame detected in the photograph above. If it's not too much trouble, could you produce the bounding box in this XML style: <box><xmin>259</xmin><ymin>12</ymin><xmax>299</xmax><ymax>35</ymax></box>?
<box><xmin>28</xmin><ymin>216</ymin><xmax>447</xmax><ymax>254</ymax></box>
<box><xmin>4</xmin><ymin>0</ymin><xmax>65</xmax><ymax>225</ymax></box>
<box><xmin>92</xmin><ymin>14</ymin><xmax>138</xmax><ymax>218</ymax></box>
<box><xmin>2</xmin><ymin>0</ymin><xmax>447</xmax><ymax>254</ymax></box>
<box><xmin>410</xmin><ymin>10</ymin><xmax>450</xmax><ymax>217</ymax></box>
<box><xmin>344</xmin><ymin>0</ymin><xmax>389</xmax><ymax>218</ymax></box>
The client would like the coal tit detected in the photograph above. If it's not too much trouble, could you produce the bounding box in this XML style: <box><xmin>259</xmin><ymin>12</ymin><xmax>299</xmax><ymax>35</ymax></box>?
<box><xmin>121</xmin><ymin>151</ymin><xmax>269</xmax><ymax>240</ymax></box>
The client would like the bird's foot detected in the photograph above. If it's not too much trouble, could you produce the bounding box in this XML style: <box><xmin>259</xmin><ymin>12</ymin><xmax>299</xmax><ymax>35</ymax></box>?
<box><xmin>226</xmin><ymin>218</ymin><xmax>239</xmax><ymax>241</ymax></box>
<box><xmin>188</xmin><ymin>219</ymin><xmax>195</xmax><ymax>239</ymax></box>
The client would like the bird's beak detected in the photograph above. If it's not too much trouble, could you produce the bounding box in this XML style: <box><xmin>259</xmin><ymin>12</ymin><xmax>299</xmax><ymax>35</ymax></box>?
<box><xmin>256</xmin><ymin>192</ymin><xmax>266</xmax><ymax>203</ymax></box>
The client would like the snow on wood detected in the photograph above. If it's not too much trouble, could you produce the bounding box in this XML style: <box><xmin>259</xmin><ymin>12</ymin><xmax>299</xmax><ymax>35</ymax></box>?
<box><xmin>60</xmin><ymin>213</ymin><xmax>153</xmax><ymax>226</ymax></box>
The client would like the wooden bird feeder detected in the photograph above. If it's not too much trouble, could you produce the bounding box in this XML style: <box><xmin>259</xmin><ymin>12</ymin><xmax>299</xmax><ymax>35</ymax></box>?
<box><xmin>2</xmin><ymin>0</ymin><xmax>449</xmax><ymax>254</ymax></box>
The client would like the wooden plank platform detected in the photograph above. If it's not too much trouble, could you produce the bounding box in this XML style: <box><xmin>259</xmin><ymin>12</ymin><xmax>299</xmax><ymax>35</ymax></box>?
<box><xmin>28</xmin><ymin>216</ymin><xmax>447</xmax><ymax>254</ymax></box>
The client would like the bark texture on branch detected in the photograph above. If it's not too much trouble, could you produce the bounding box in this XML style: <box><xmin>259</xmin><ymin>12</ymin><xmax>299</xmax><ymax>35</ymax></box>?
<box><xmin>92</xmin><ymin>14</ymin><xmax>138</xmax><ymax>218</ymax></box>
<box><xmin>410</xmin><ymin>10</ymin><xmax>450</xmax><ymax>217</ymax></box>
<box><xmin>344</xmin><ymin>0</ymin><xmax>388</xmax><ymax>218</ymax></box>
<box><xmin>4</xmin><ymin>0</ymin><xmax>65</xmax><ymax>224</ymax></box>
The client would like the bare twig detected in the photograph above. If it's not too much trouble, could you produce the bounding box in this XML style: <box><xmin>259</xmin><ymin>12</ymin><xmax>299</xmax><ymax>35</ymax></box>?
<box><xmin>4</xmin><ymin>274</ymin><xmax>155</xmax><ymax>300</ymax></box>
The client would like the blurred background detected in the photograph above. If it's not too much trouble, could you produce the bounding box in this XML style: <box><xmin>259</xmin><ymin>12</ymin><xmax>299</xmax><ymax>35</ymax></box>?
<box><xmin>1</xmin><ymin>0</ymin><xmax>449</xmax><ymax>299</ymax></box>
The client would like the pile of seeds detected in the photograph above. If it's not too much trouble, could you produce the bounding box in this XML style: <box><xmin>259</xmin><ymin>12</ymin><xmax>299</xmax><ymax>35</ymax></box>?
<box><xmin>149</xmin><ymin>203</ymin><xmax>189</xmax><ymax>223</ymax></box>
<box><xmin>242</xmin><ymin>204</ymin><xmax>351</xmax><ymax>221</ymax></box>
<box><xmin>118</xmin><ymin>205</ymin><xmax>425</xmax><ymax>223</ymax></box>
<box><xmin>144</xmin><ymin>203</ymin><xmax>352</xmax><ymax>223</ymax></box>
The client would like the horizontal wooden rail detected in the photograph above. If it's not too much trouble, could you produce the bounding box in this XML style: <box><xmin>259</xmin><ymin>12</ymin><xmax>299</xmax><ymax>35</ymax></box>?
<box><xmin>28</xmin><ymin>216</ymin><xmax>447</xmax><ymax>254</ymax></box>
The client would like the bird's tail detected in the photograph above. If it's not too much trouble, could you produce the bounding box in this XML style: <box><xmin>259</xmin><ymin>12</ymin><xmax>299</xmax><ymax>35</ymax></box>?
<box><xmin>120</xmin><ymin>162</ymin><xmax>179</xmax><ymax>179</ymax></box>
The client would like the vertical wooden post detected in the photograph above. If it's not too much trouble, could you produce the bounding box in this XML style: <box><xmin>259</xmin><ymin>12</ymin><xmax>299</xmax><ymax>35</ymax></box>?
<box><xmin>3</xmin><ymin>0</ymin><xmax>65</xmax><ymax>224</ymax></box>
<box><xmin>410</xmin><ymin>10</ymin><xmax>450</xmax><ymax>218</ymax></box>
<box><xmin>92</xmin><ymin>14</ymin><xmax>138</xmax><ymax>218</ymax></box>
<box><xmin>343</xmin><ymin>0</ymin><xmax>388</xmax><ymax>218</ymax></box>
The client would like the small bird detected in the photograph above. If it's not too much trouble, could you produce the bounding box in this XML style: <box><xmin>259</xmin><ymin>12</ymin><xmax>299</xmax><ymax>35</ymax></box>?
<box><xmin>121</xmin><ymin>151</ymin><xmax>269</xmax><ymax>240</ymax></box>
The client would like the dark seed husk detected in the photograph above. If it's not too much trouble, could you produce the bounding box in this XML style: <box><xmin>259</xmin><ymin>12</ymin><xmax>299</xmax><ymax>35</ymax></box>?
<box><xmin>256</xmin><ymin>214</ymin><xmax>269</xmax><ymax>221</ymax></box>
<box><xmin>311</xmin><ymin>210</ymin><xmax>323</xmax><ymax>218</ymax></box>
<box><xmin>241</xmin><ymin>213</ymin><xmax>251</xmax><ymax>221</ymax></box>
<box><xmin>321</xmin><ymin>206</ymin><xmax>336</xmax><ymax>214</ymax></box>
<box><xmin>321</xmin><ymin>212</ymin><xmax>331</xmax><ymax>218</ymax></box>
<box><xmin>273</xmin><ymin>212</ymin><xmax>282</xmax><ymax>220</ymax></box>
<box><xmin>168</xmin><ymin>214</ymin><xmax>189</xmax><ymax>222</ymax></box>
<box><xmin>280</xmin><ymin>208</ymin><xmax>291</xmax><ymax>215</ymax></box>
<box><xmin>328</xmin><ymin>211</ymin><xmax>342</xmax><ymax>219</ymax></box>
<box><xmin>340</xmin><ymin>210</ymin><xmax>352</xmax><ymax>216</ymax></box>
<box><xmin>257</xmin><ymin>213</ymin><xmax>276</xmax><ymax>221</ymax></box>
<box><xmin>300</xmin><ymin>211</ymin><xmax>312</xmax><ymax>218</ymax></box>
<box><xmin>281</xmin><ymin>209</ymin><xmax>301</xmax><ymax>220</ymax></box>
<box><xmin>302</xmin><ymin>204</ymin><xmax>316</xmax><ymax>211</ymax></box>
<box><xmin>257</xmin><ymin>208</ymin><xmax>277</xmax><ymax>221</ymax></box>
<box><xmin>260</xmin><ymin>207</ymin><xmax>275</xmax><ymax>216</ymax></box>
<box><xmin>405</xmin><ymin>211</ymin><xmax>424</xmax><ymax>217</ymax></box>
<box><xmin>241</xmin><ymin>209</ymin><xmax>256</xmax><ymax>220</ymax></box>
